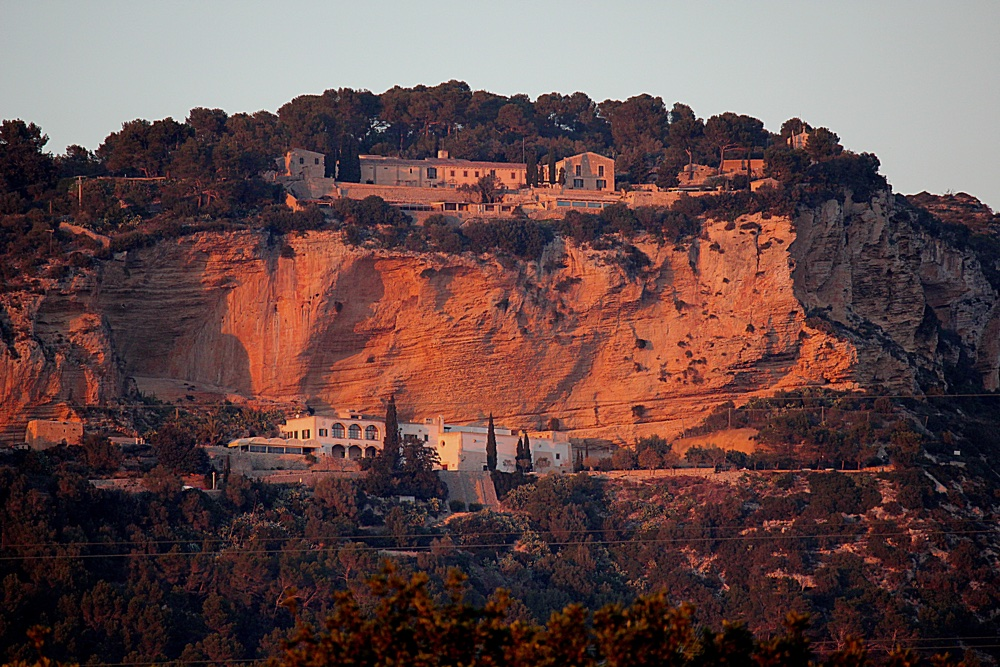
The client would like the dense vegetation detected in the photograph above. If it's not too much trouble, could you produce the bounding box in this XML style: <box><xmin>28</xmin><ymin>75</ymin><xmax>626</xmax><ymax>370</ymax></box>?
<box><xmin>2</xmin><ymin>85</ymin><xmax>999</xmax><ymax>665</ymax></box>
<box><xmin>1</xmin><ymin>393</ymin><xmax>998</xmax><ymax>665</ymax></box>
<box><xmin>274</xmin><ymin>567</ymin><xmax>958</xmax><ymax>667</ymax></box>
<box><xmin>0</xmin><ymin>82</ymin><xmax>893</xmax><ymax>290</ymax></box>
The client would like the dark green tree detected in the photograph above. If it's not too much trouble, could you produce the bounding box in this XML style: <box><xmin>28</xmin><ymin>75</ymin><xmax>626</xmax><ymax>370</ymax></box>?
<box><xmin>516</xmin><ymin>431</ymin><xmax>533</xmax><ymax>473</ymax></box>
<box><xmin>149</xmin><ymin>422</ymin><xmax>206</xmax><ymax>473</ymax></box>
<box><xmin>0</xmin><ymin>119</ymin><xmax>56</xmax><ymax>213</ymax></box>
<box><xmin>486</xmin><ymin>414</ymin><xmax>497</xmax><ymax>472</ymax></box>
<box><xmin>805</xmin><ymin>127</ymin><xmax>843</xmax><ymax>162</ymax></box>
<box><xmin>399</xmin><ymin>435</ymin><xmax>446</xmax><ymax>499</ymax></box>
<box><xmin>338</xmin><ymin>133</ymin><xmax>361</xmax><ymax>182</ymax></box>
<box><xmin>366</xmin><ymin>395</ymin><xmax>402</xmax><ymax>496</ymax></box>
<box><xmin>522</xmin><ymin>431</ymin><xmax>532</xmax><ymax>472</ymax></box>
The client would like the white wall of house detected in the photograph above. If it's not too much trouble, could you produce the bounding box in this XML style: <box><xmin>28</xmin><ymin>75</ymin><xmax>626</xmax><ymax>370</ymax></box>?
<box><xmin>268</xmin><ymin>410</ymin><xmax>571</xmax><ymax>473</ymax></box>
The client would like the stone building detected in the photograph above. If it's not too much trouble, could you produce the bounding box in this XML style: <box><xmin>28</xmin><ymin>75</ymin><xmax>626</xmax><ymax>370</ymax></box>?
<box><xmin>359</xmin><ymin>151</ymin><xmax>526</xmax><ymax>190</ymax></box>
<box><xmin>787</xmin><ymin>130</ymin><xmax>811</xmax><ymax>151</ymax></box>
<box><xmin>25</xmin><ymin>419</ymin><xmax>83</xmax><ymax>450</ymax></box>
<box><xmin>552</xmin><ymin>152</ymin><xmax>615</xmax><ymax>191</ymax></box>
<box><xmin>720</xmin><ymin>159</ymin><xmax>765</xmax><ymax>178</ymax></box>
<box><xmin>279</xmin><ymin>148</ymin><xmax>326</xmax><ymax>179</ymax></box>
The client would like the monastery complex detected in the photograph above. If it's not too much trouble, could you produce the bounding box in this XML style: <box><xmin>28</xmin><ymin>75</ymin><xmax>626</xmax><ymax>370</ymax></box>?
<box><xmin>273</xmin><ymin>148</ymin><xmax>742</xmax><ymax>218</ymax></box>
<box><xmin>228</xmin><ymin>409</ymin><xmax>573</xmax><ymax>474</ymax></box>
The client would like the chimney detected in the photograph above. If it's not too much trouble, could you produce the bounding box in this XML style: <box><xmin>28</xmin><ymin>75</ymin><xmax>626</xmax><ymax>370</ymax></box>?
<box><xmin>437</xmin><ymin>150</ymin><xmax>449</xmax><ymax>159</ymax></box>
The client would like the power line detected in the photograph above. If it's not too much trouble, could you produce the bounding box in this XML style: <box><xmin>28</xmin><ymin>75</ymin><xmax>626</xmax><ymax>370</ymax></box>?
<box><xmin>1</xmin><ymin>527</ymin><xmax>996</xmax><ymax>562</ymax></box>
<box><xmin>1</xmin><ymin>515</ymin><xmax>995</xmax><ymax>551</ymax></box>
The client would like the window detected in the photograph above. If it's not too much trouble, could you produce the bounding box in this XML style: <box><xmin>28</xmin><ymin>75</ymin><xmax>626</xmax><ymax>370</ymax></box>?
<box><xmin>427</xmin><ymin>167</ymin><xmax>437</xmax><ymax>179</ymax></box>
<box><xmin>319</xmin><ymin>428</ymin><xmax>328</xmax><ymax>437</ymax></box>
<box><xmin>365</xmin><ymin>425</ymin><xmax>378</xmax><ymax>440</ymax></box>
<box><xmin>575</xmin><ymin>165</ymin><xmax>581</xmax><ymax>176</ymax></box>
<box><xmin>573</xmin><ymin>178</ymin><xmax>584</xmax><ymax>188</ymax></box>
<box><xmin>511</xmin><ymin>172</ymin><xmax>516</xmax><ymax>180</ymax></box>
<box><xmin>463</xmin><ymin>170</ymin><xmax>468</xmax><ymax>177</ymax></box>
<box><xmin>474</xmin><ymin>171</ymin><xmax>479</xmax><ymax>177</ymax></box>
<box><xmin>596</xmin><ymin>179</ymin><xmax>607</xmax><ymax>190</ymax></box>
<box><xmin>293</xmin><ymin>431</ymin><xmax>299</xmax><ymax>439</ymax></box>
<box><xmin>450</xmin><ymin>170</ymin><xmax>455</xmax><ymax>177</ymax></box>
<box><xmin>598</xmin><ymin>165</ymin><xmax>604</xmax><ymax>177</ymax></box>
<box><xmin>556</xmin><ymin>452</ymin><xmax>561</xmax><ymax>460</ymax></box>
<box><xmin>314</xmin><ymin>158</ymin><xmax>320</xmax><ymax>165</ymax></box>
<box><xmin>490</xmin><ymin>169</ymin><xmax>495</xmax><ymax>176</ymax></box>
<box><xmin>348</xmin><ymin>424</ymin><xmax>361</xmax><ymax>439</ymax></box>
<box><xmin>299</xmin><ymin>158</ymin><xmax>304</xmax><ymax>165</ymax></box>
<box><xmin>302</xmin><ymin>429</ymin><xmax>311</xmax><ymax>439</ymax></box>
<box><xmin>332</xmin><ymin>423</ymin><xmax>345</xmax><ymax>438</ymax></box>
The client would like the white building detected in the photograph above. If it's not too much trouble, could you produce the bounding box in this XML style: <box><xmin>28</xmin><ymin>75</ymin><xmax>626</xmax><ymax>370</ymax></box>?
<box><xmin>238</xmin><ymin>408</ymin><xmax>572</xmax><ymax>473</ymax></box>
<box><xmin>432</xmin><ymin>418</ymin><xmax>571</xmax><ymax>473</ymax></box>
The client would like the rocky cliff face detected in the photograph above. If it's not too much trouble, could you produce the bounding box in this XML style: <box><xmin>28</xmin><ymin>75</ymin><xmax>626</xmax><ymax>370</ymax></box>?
<box><xmin>2</xmin><ymin>190</ymin><xmax>997</xmax><ymax>444</ymax></box>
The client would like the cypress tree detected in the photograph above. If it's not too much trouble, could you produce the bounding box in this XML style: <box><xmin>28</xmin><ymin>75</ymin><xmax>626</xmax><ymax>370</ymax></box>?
<box><xmin>486</xmin><ymin>413</ymin><xmax>497</xmax><ymax>472</ymax></box>
<box><xmin>526</xmin><ymin>152</ymin><xmax>538</xmax><ymax>187</ymax></box>
<box><xmin>366</xmin><ymin>394</ymin><xmax>400</xmax><ymax>497</ymax></box>
<box><xmin>547</xmin><ymin>151</ymin><xmax>557</xmax><ymax>184</ymax></box>
<box><xmin>338</xmin><ymin>134</ymin><xmax>361</xmax><ymax>183</ymax></box>
<box><xmin>382</xmin><ymin>395</ymin><xmax>400</xmax><ymax>471</ymax></box>
<box><xmin>522</xmin><ymin>430</ymin><xmax>532</xmax><ymax>472</ymax></box>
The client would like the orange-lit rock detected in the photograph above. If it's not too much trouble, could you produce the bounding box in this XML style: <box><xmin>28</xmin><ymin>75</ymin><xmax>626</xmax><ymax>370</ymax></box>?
<box><xmin>1</xmin><ymin>192</ymin><xmax>997</xmax><ymax>444</ymax></box>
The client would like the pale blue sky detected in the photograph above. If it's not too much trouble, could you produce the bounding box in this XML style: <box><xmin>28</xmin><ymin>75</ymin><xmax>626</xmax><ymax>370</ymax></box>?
<box><xmin>2</xmin><ymin>1</ymin><xmax>998</xmax><ymax>208</ymax></box>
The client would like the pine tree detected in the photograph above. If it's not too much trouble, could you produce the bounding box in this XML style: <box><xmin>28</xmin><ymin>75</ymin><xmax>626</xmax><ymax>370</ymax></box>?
<box><xmin>486</xmin><ymin>413</ymin><xmax>497</xmax><ymax>472</ymax></box>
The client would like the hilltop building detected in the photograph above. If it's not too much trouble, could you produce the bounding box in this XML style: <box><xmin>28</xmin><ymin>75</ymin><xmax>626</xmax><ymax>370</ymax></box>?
<box><xmin>787</xmin><ymin>130</ymin><xmax>811</xmax><ymax>151</ymax></box>
<box><xmin>549</xmin><ymin>152</ymin><xmax>615</xmax><ymax>191</ymax></box>
<box><xmin>232</xmin><ymin>408</ymin><xmax>572</xmax><ymax>473</ymax></box>
<box><xmin>360</xmin><ymin>151</ymin><xmax>527</xmax><ymax>190</ymax></box>
<box><xmin>720</xmin><ymin>159</ymin><xmax>765</xmax><ymax>179</ymax></box>
<box><xmin>279</xmin><ymin>148</ymin><xmax>326</xmax><ymax>179</ymax></box>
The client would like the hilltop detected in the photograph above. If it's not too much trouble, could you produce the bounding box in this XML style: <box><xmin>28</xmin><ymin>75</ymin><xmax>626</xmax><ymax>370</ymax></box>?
<box><xmin>2</xmin><ymin>84</ymin><xmax>1000</xmax><ymax>445</ymax></box>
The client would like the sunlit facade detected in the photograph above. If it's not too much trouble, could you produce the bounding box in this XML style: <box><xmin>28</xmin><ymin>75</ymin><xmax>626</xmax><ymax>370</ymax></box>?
<box><xmin>235</xmin><ymin>409</ymin><xmax>571</xmax><ymax>473</ymax></box>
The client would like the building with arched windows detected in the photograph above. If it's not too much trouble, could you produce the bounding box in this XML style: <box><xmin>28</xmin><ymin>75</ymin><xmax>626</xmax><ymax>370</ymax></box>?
<box><xmin>237</xmin><ymin>408</ymin><xmax>571</xmax><ymax>473</ymax></box>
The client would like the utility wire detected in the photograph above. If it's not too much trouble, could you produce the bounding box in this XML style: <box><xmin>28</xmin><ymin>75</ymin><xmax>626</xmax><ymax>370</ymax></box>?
<box><xmin>0</xmin><ymin>515</ymin><xmax>995</xmax><ymax>550</ymax></box>
<box><xmin>1</xmin><ymin>528</ymin><xmax>996</xmax><ymax>562</ymax></box>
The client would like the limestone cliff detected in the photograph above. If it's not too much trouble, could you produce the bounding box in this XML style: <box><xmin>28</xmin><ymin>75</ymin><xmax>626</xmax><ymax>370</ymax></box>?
<box><xmin>1</xmin><ymin>191</ymin><xmax>997</xmax><ymax>444</ymax></box>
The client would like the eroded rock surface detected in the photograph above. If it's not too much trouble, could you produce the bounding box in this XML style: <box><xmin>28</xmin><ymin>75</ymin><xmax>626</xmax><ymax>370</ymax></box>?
<box><xmin>2</xmin><ymin>191</ymin><xmax>997</xmax><ymax>444</ymax></box>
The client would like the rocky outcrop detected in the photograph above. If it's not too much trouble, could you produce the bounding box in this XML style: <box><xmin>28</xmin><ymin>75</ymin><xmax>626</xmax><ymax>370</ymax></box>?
<box><xmin>0</xmin><ymin>274</ymin><xmax>125</xmax><ymax>444</ymax></box>
<box><xmin>791</xmin><ymin>192</ymin><xmax>1000</xmax><ymax>390</ymax></box>
<box><xmin>2</xmin><ymin>190</ymin><xmax>997</xmax><ymax>444</ymax></box>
